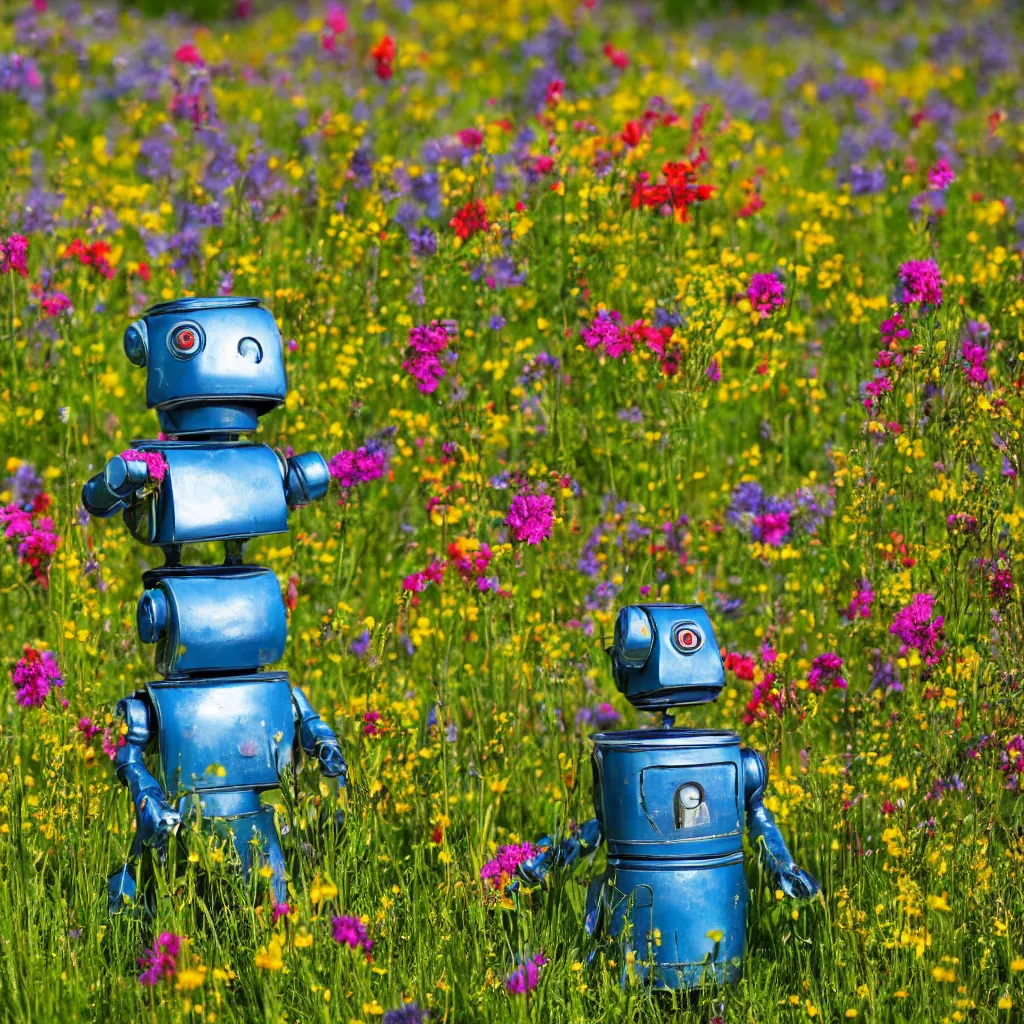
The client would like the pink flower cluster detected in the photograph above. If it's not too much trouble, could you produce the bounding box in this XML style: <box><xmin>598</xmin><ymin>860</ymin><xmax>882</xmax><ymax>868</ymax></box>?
<box><xmin>0</xmin><ymin>502</ymin><xmax>59</xmax><ymax>587</ymax></box>
<box><xmin>328</xmin><ymin>446</ymin><xmax>388</xmax><ymax>489</ymax></box>
<box><xmin>0</xmin><ymin>234</ymin><xmax>29</xmax><ymax>277</ymax></box>
<box><xmin>403</xmin><ymin>321</ymin><xmax>454</xmax><ymax>394</ymax></box>
<box><xmin>505</xmin><ymin>493</ymin><xmax>555</xmax><ymax>544</ymax></box>
<box><xmin>927</xmin><ymin>158</ymin><xmax>955</xmax><ymax>191</ymax></box>
<box><xmin>138</xmin><ymin>932</ymin><xmax>182</xmax><ymax>986</ymax></box>
<box><xmin>505</xmin><ymin>953</ymin><xmax>549</xmax><ymax>994</ymax></box>
<box><xmin>580</xmin><ymin>310</ymin><xmax>676</xmax><ymax>372</ymax></box>
<box><xmin>896</xmin><ymin>258</ymin><xmax>943</xmax><ymax>307</ymax></box>
<box><xmin>447</xmin><ymin>540</ymin><xmax>497</xmax><ymax>591</ymax></box>
<box><xmin>752</xmin><ymin>510</ymin><xmax>790</xmax><ymax>547</ymax></box>
<box><xmin>11</xmin><ymin>645</ymin><xmax>64</xmax><ymax>708</ymax></box>
<box><xmin>890</xmin><ymin>592</ymin><xmax>945</xmax><ymax>667</ymax></box>
<box><xmin>806</xmin><ymin>652</ymin><xmax>846</xmax><ymax>693</ymax></box>
<box><xmin>331</xmin><ymin>915</ymin><xmax>373</xmax><ymax>958</ymax></box>
<box><xmin>743</xmin><ymin>641</ymin><xmax>789</xmax><ymax>726</ymax></box>
<box><xmin>402</xmin><ymin>560</ymin><xmax>445</xmax><ymax>593</ymax></box>
<box><xmin>480</xmin><ymin>842</ymin><xmax>536</xmax><ymax>890</ymax></box>
<box><xmin>960</xmin><ymin>321</ymin><xmax>990</xmax><ymax>386</ymax></box>
<box><xmin>842</xmin><ymin>579</ymin><xmax>874</xmax><ymax>620</ymax></box>
<box><xmin>862</xmin><ymin>314</ymin><xmax>912</xmax><ymax>411</ymax></box>
<box><xmin>120</xmin><ymin>449</ymin><xmax>168</xmax><ymax>485</ymax></box>
<box><xmin>746</xmin><ymin>272</ymin><xmax>786</xmax><ymax>317</ymax></box>
<box><xmin>40</xmin><ymin>291</ymin><xmax>72</xmax><ymax>318</ymax></box>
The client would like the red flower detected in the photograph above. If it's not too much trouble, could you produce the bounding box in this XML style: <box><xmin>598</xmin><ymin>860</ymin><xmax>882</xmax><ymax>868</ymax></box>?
<box><xmin>458</xmin><ymin>128</ymin><xmax>484</xmax><ymax>149</ymax></box>
<box><xmin>544</xmin><ymin>79</ymin><xmax>564</xmax><ymax>107</ymax></box>
<box><xmin>173</xmin><ymin>43</ymin><xmax>203</xmax><ymax>66</ymax></box>
<box><xmin>603</xmin><ymin>42</ymin><xmax>629</xmax><ymax>68</ymax></box>
<box><xmin>371</xmin><ymin>35</ymin><xmax>395</xmax><ymax>79</ymax></box>
<box><xmin>621</xmin><ymin>120</ymin><xmax>643</xmax><ymax>147</ymax></box>
<box><xmin>449</xmin><ymin>199</ymin><xmax>488</xmax><ymax>240</ymax></box>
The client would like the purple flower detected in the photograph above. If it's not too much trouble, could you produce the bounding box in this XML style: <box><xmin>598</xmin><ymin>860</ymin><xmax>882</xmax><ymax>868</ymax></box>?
<box><xmin>480</xmin><ymin>842</ymin><xmax>536</xmax><ymax>889</ymax></box>
<box><xmin>505</xmin><ymin>494</ymin><xmax>555</xmax><ymax>544</ymax></box>
<box><xmin>11</xmin><ymin>645</ymin><xmax>64</xmax><ymax>708</ymax></box>
<box><xmin>383</xmin><ymin>1005</ymin><xmax>429</xmax><ymax>1024</ymax></box>
<box><xmin>581</xmin><ymin>309</ymin><xmax>623</xmax><ymax>352</ymax></box>
<box><xmin>349</xmin><ymin>629</ymin><xmax>372</xmax><ymax>658</ymax></box>
<box><xmin>842</xmin><ymin>580</ymin><xmax>874</xmax><ymax>621</ymax></box>
<box><xmin>328</xmin><ymin>446</ymin><xmax>388</xmax><ymax>489</ymax></box>
<box><xmin>331</xmin><ymin>915</ymin><xmax>373</xmax><ymax>956</ymax></box>
<box><xmin>505</xmin><ymin>953</ymin><xmax>549</xmax><ymax>994</ymax></box>
<box><xmin>746</xmin><ymin>272</ymin><xmax>786</xmax><ymax>317</ymax></box>
<box><xmin>890</xmin><ymin>593</ymin><xmax>945</xmax><ymax>667</ymax></box>
<box><xmin>807</xmin><ymin>652</ymin><xmax>846</xmax><ymax>693</ymax></box>
<box><xmin>5</xmin><ymin>462</ymin><xmax>42</xmax><ymax>509</ymax></box>
<box><xmin>896</xmin><ymin>259</ymin><xmax>943</xmax><ymax>307</ymax></box>
<box><xmin>575</xmin><ymin>702</ymin><xmax>622</xmax><ymax>731</ymax></box>
<box><xmin>138</xmin><ymin>932</ymin><xmax>182</xmax><ymax>987</ymax></box>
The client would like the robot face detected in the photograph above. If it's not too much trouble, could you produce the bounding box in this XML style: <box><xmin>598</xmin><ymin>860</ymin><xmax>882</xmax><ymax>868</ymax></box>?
<box><xmin>607</xmin><ymin>603</ymin><xmax>725</xmax><ymax>711</ymax></box>
<box><xmin>124</xmin><ymin>297</ymin><xmax>286</xmax><ymax>435</ymax></box>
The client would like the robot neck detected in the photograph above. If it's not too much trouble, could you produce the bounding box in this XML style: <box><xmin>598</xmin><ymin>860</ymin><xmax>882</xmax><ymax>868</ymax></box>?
<box><xmin>157</xmin><ymin>402</ymin><xmax>260</xmax><ymax>438</ymax></box>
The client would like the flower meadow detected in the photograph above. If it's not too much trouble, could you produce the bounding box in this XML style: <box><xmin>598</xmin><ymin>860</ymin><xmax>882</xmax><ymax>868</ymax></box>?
<box><xmin>1</xmin><ymin>0</ymin><xmax>1024</xmax><ymax>1020</ymax></box>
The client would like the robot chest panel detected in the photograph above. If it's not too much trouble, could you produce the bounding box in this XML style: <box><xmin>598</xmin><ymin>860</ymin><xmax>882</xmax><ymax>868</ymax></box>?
<box><xmin>126</xmin><ymin>442</ymin><xmax>288</xmax><ymax>544</ymax></box>
<box><xmin>146</xmin><ymin>676</ymin><xmax>296</xmax><ymax>792</ymax></box>
<box><xmin>594</xmin><ymin>737</ymin><xmax>744</xmax><ymax>855</ymax></box>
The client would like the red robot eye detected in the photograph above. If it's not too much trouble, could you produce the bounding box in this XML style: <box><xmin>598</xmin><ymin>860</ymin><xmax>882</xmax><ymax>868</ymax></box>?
<box><xmin>176</xmin><ymin>328</ymin><xmax>196</xmax><ymax>350</ymax></box>
<box><xmin>675</xmin><ymin>626</ymin><xmax>703</xmax><ymax>652</ymax></box>
<box><xmin>168</xmin><ymin>323</ymin><xmax>203</xmax><ymax>359</ymax></box>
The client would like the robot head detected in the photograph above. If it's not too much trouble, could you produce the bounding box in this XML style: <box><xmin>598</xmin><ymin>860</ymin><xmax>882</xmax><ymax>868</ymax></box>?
<box><xmin>122</xmin><ymin>297</ymin><xmax>286</xmax><ymax>436</ymax></box>
<box><xmin>607</xmin><ymin>603</ymin><xmax>725</xmax><ymax>711</ymax></box>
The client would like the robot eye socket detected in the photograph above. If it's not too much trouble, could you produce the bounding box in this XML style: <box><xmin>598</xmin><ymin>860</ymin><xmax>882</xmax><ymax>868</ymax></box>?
<box><xmin>168</xmin><ymin>322</ymin><xmax>204</xmax><ymax>359</ymax></box>
<box><xmin>673</xmin><ymin>624</ymin><xmax>703</xmax><ymax>653</ymax></box>
<box><xmin>238</xmin><ymin>337</ymin><xmax>263</xmax><ymax>364</ymax></box>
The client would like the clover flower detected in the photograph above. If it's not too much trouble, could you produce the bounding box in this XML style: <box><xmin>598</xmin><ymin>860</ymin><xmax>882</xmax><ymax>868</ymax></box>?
<box><xmin>896</xmin><ymin>258</ymin><xmax>943</xmax><ymax>306</ymax></box>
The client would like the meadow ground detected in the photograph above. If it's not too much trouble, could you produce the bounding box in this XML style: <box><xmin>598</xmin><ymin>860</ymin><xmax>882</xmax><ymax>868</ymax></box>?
<box><xmin>1</xmin><ymin>0</ymin><xmax>1023</xmax><ymax>1021</ymax></box>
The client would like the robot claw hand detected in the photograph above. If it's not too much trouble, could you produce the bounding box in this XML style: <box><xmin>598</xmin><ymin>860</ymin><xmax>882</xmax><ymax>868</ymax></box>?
<box><xmin>772</xmin><ymin>860</ymin><xmax>821</xmax><ymax>900</ymax></box>
<box><xmin>136</xmin><ymin>788</ymin><xmax>182</xmax><ymax>849</ymax></box>
<box><xmin>316</xmin><ymin>740</ymin><xmax>349</xmax><ymax>785</ymax></box>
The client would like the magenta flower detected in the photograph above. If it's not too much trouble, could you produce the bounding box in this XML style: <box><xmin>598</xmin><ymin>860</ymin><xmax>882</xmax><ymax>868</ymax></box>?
<box><xmin>505</xmin><ymin>494</ymin><xmax>555</xmax><ymax>544</ymax></box>
<box><xmin>752</xmin><ymin>510</ymin><xmax>791</xmax><ymax>547</ymax></box>
<box><xmin>403</xmin><ymin>321</ymin><xmax>453</xmax><ymax>394</ymax></box>
<box><xmin>706</xmin><ymin>357</ymin><xmax>721</xmax><ymax>383</ymax></box>
<box><xmin>896</xmin><ymin>259</ymin><xmax>943</xmax><ymax>307</ymax></box>
<box><xmin>581</xmin><ymin>310</ymin><xmax>623</xmax><ymax>353</ymax></box>
<box><xmin>807</xmin><ymin>652</ymin><xmax>846</xmax><ymax>693</ymax></box>
<box><xmin>77</xmin><ymin>716</ymin><xmax>100</xmax><ymax>740</ymax></box>
<box><xmin>746</xmin><ymin>272</ymin><xmax>786</xmax><ymax>317</ymax></box>
<box><xmin>890</xmin><ymin>593</ymin><xmax>945</xmax><ymax>667</ymax></box>
<box><xmin>480</xmin><ymin>842</ymin><xmax>536</xmax><ymax>890</ymax></box>
<box><xmin>40</xmin><ymin>292</ymin><xmax>72</xmax><ymax>317</ymax></box>
<box><xmin>842</xmin><ymin>580</ymin><xmax>874</xmax><ymax>621</ymax></box>
<box><xmin>402</xmin><ymin>560</ymin><xmax>446</xmax><ymax>593</ymax></box>
<box><xmin>271</xmin><ymin>901</ymin><xmax>291</xmax><ymax>924</ymax></box>
<box><xmin>120</xmin><ymin>449</ymin><xmax>168</xmax><ymax>485</ymax></box>
<box><xmin>331</xmin><ymin>915</ymin><xmax>373</xmax><ymax>956</ymax></box>
<box><xmin>328</xmin><ymin>447</ymin><xmax>388</xmax><ymax>489</ymax></box>
<box><xmin>505</xmin><ymin>953</ymin><xmax>549</xmax><ymax>994</ymax></box>
<box><xmin>137</xmin><ymin>932</ymin><xmax>182</xmax><ymax>987</ymax></box>
<box><xmin>927</xmin><ymin>158</ymin><xmax>955</xmax><ymax>191</ymax></box>
<box><xmin>11</xmin><ymin>645</ymin><xmax>64</xmax><ymax>708</ymax></box>
<box><xmin>0</xmin><ymin>234</ymin><xmax>29</xmax><ymax>277</ymax></box>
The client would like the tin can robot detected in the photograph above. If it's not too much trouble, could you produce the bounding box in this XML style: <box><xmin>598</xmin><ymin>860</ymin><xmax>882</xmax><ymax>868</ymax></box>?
<box><xmin>82</xmin><ymin>296</ymin><xmax>346</xmax><ymax>912</ymax></box>
<box><xmin>518</xmin><ymin>604</ymin><xmax>820</xmax><ymax>988</ymax></box>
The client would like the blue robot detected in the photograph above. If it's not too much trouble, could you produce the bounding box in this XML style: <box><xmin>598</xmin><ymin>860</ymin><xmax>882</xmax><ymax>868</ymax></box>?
<box><xmin>82</xmin><ymin>296</ymin><xmax>347</xmax><ymax>912</ymax></box>
<box><xmin>518</xmin><ymin>604</ymin><xmax>820</xmax><ymax>989</ymax></box>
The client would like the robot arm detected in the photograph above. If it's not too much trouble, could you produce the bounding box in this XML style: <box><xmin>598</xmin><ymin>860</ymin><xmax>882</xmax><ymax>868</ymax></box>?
<box><xmin>113</xmin><ymin>695</ymin><xmax>181</xmax><ymax>848</ymax></box>
<box><xmin>742</xmin><ymin>748</ymin><xmax>821</xmax><ymax>899</ymax></box>
<box><xmin>292</xmin><ymin>687</ymin><xmax>348</xmax><ymax>786</ymax></box>
<box><xmin>82</xmin><ymin>456</ymin><xmax>151</xmax><ymax>518</ymax></box>
<box><xmin>516</xmin><ymin>817</ymin><xmax>604</xmax><ymax>886</ymax></box>
<box><xmin>284</xmin><ymin>452</ymin><xmax>331</xmax><ymax>509</ymax></box>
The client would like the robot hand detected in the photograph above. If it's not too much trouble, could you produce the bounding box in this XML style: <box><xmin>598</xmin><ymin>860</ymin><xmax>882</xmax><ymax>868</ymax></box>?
<box><xmin>514</xmin><ymin>818</ymin><xmax>603</xmax><ymax>889</ymax></box>
<box><xmin>316</xmin><ymin>740</ymin><xmax>349</xmax><ymax>785</ymax></box>
<box><xmin>135</xmin><ymin>787</ymin><xmax>182</xmax><ymax>849</ymax></box>
<box><xmin>82</xmin><ymin>456</ymin><xmax>152</xmax><ymax>517</ymax></box>
<box><xmin>772</xmin><ymin>860</ymin><xmax>821</xmax><ymax>900</ymax></box>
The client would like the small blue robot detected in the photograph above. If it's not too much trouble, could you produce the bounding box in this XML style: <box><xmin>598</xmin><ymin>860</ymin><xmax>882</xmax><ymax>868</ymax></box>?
<box><xmin>519</xmin><ymin>604</ymin><xmax>820</xmax><ymax>989</ymax></box>
<box><xmin>82</xmin><ymin>297</ymin><xmax>347</xmax><ymax>912</ymax></box>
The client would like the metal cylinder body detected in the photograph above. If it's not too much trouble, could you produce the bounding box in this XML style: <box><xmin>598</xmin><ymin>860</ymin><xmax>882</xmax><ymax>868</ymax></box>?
<box><xmin>591</xmin><ymin>729</ymin><xmax>747</xmax><ymax>988</ymax></box>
